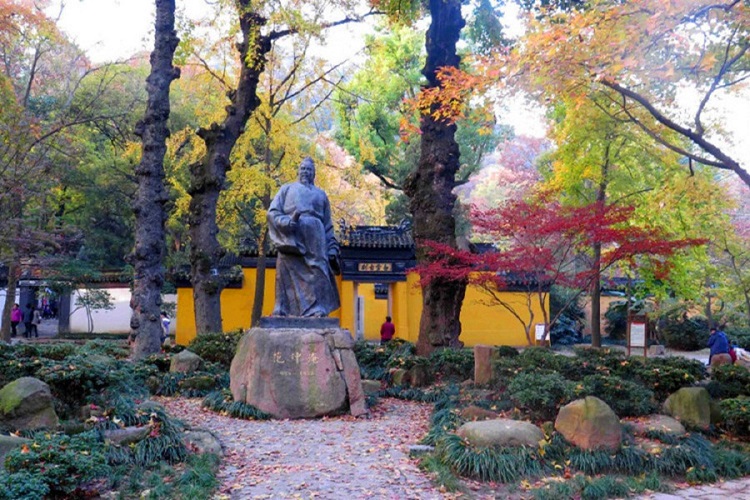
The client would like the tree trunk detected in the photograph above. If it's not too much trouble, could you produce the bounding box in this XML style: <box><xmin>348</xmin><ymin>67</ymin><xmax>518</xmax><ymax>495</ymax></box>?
<box><xmin>129</xmin><ymin>0</ymin><xmax>180</xmax><ymax>360</ymax></box>
<box><xmin>590</xmin><ymin>241</ymin><xmax>602</xmax><ymax>348</ymax></box>
<box><xmin>405</xmin><ymin>0</ymin><xmax>466</xmax><ymax>356</ymax></box>
<box><xmin>251</xmin><ymin>228</ymin><xmax>268</xmax><ymax>327</ymax></box>
<box><xmin>0</xmin><ymin>261</ymin><xmax>20</xmax><ymax>342</ymax></box>
<box><xmin>188</xmin><ymin>3</ymin><xmax>271</xmax><ymax>335</ymax></box>
<box><xmin>590</xmin><ymin>152</ymin><xmax>610</xmax><ymax>348</ymax></box>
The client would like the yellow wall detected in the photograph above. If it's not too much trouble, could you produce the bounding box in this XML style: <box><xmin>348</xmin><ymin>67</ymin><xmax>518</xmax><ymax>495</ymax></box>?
<box><xmin>177</xmin><ymin>268</ymin><xmax>548</xmax><ymax>348</ymax></box>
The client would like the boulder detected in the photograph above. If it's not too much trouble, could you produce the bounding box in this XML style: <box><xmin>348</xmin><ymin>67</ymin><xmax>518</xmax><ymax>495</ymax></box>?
<box><xmin>555</xmin><ymin>396</ymin><xmax>622</xmax><ymax>451</ymax></box>
<box><xmin>0</xmin><ymin>434</ymin><xmax>31</xmax><ymax>466</ymax></box>
<box><xmin>103</xmin><ymin>426</ymin><xmax>151</xmax><ymax>446</ymax></box>
<box><xmin>456</xmin><ymin>418</ymin><xmax>544</xmax><ymax>448</ymax></box>
<box><xmin>624</xmin><ymin>414</ymin><xmax>686</xmax><ymax>437</ymax></box>
<box><xmin>407</xmin><ymin>364</ymin><xmax>431</xmax><ymax>387</ymax></box>
<box><xmin>391</xmin><ymin>369</ymin><xmax>408</xmax><ymax>386</ymax></box>
<box><xmin>183</xmin><ymin>430</ymin><xmax>223</xmax><ymax>456</ymax></box>
<box><xmin>230</xmin><ymin>327</ymin><xmax>367</xmax><ymax>419</ymax></box>
<box><xmin>361</xmin><ymin>380</ymin><xmax>382</xmax><ymax>395</ymax></box>
<box><xmin>663</xmin><ymin>387</ymin><xmax>712</xmax><ymax>429</ymax></box>
<box><xmin>710</xmin><ymin>353</ymin><xmax>732</xmax><ymax>368</ymax></box>
<box><xmin>0</xmin><ymin>377</ymin><xmax>58</xmax><ymax>431</ymax></box>
<box><xmin>459</xmin><ymin>405</ymin><xmax>499</xmax><ymax>422</ymax></box>
<box><xmin>170</xmin><ymin>350</ymin><xmax>203</xmax><ymax>373</ymax></box>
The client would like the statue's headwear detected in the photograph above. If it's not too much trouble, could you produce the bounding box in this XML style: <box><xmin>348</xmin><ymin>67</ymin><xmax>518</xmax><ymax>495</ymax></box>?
<box><xmin>300</xmin><ymin>156</ymin><xmax>315</xmax><ymax>170</ymax></box>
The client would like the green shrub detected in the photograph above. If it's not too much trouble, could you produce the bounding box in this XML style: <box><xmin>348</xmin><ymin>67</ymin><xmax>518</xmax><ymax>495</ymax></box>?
<box><xmin>4</xmin><ymin>431</ymin><xmax>110</xmax><ymax>496</ymax></box>
<box><xmin>37</xmin><ymin>343</ymin><xmax>76</xmax><ymax>360</ymax></box>
<box><xmin>719</xmin><ymin>398</ymin><xmax>750</xmax><ymax>437</ymax></box>
<box><xmin>604</xmin><ymin>301</ymin><xmax>629</xmax><ymax>340</ymax></box>
<box><xmin>354</xmin><ymin>339</ymin><xmax>412</xmax><ymax>380</ymax></box>
<box><xmin>507</xmin><ymin>371</ymin><xmax>578</xmax><ymax>421</ymax></box>
<box><xmin>725</xmin><ymin>326</ymin><xmax>750</xmax><ymax>350</ymax></box>
<box><xmin>495</xmin><ymin>345</ymin><xmax>519</xmax><ymax>357</ymax></box>
<box><xmin>581</xmin><ymin>374</ymin><xmax>657</xmax><ymax>417</ymax></box>
<box><xmin>35</xmin><ymin>355</ymin><xmax>115</xmax><ymax>417</ymax></box>
<box><xmin>428</xmin><ymin>348</ymin><xmax>474</xmax><ymax>381</ymax></box>
<box><xmin>658</xmin><ymin>314</ymin><xmax>709</xmax><ymax>351</ymax></box>
<box><xmin>187</xmin><ymin>330</ymin><xmax>244</xmax><ymax>368</ymax></box>
<box><xmin>614</xmin><ymin>357</ymin><xmax>705</xmax><ymax>402</ymax></box>
<box><xmin>0</xmin><ymin>471</ymin><xmax>50</xmax><ymax>500</ymax></box>
<box><xmin>516</xmin><ymin>347</ymin><xmax>596</xmax><ymax>380</ymax></box>
<box><xmin>711</xmin><ymin>364</ymin><xmax>750</xmax><ymax>398</ymax></box>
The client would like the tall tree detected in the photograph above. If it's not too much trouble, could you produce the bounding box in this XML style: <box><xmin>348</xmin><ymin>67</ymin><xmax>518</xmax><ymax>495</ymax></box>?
<box><xmin>129</xmin><ymin>0</ymin><xmax>180</xmax><ymax>359</ymax></box>
<box><xmin>187</xmin><ymin>0</ymin><xmax>369</xmax><ymax>334</ymax></box>
<box><xmin>0</xmin><ymin>1</ymin><xmax>108</xmax><ymax>340</ymax></box>
<box><xmin>515</xmin><ymin>0</ymin><xmax>750</xmax><ymax>188</ymax></box>
<box><xmin>405</xmin><ymin>0</ymin><xmax>467</xmax><ymax>354</ymax></box>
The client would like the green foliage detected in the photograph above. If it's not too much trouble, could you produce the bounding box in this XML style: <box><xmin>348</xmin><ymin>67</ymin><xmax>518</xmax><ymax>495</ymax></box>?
<box><xmin>436</xmin><ymin>433</ymin><xmax>542</xmax><ymax>483</ymax></box>
<box><xmin>428</xmin><ymin>348</ymin><xmax>474</xmax><ymax>381</ymax></box>
<box><xmin>0</xmin><ymin>471</ymin><xmax>50</xmax><ymax>500</ymax></box>
<box><xmin>35</xmin><ymin>355</ymin><xmax>115</xmax><ymax>417</ymax></box>
<box><xmin>495</xmin><ymin>345</ymin><xmax>519</xmax><ymax>357</ymax></box>
<box><xmin>354</xmin><ymin>339</ymin><xmax>416</xmax><ymax>380</ymax></box>
<box><xmin>187</xmin><ymin>330</ymin><xmax>244</xmax><ymax>369</ymax></box>
<box><xmin>632</xmin><ymin>357</ymin><xmax>705</xmax><ymax>401</ymax></box>
<box><xmin>581</xmin><ymin>374</ymin><xmax>657</xmax><ymax>417</ymax></box>
<box><xmin>604</xmin><ymin>300</ymin><xmax>629</xmax><ymax>340</ymax></box>
<box><xmin>725</xmin><ymin>326</ymin><xmax>750</xmax><ymax>350</ymax></box>
<box><xmin>507</xmin><ymin>371</ymin><xmax>578</xmax><ymax>421</ymax></box>
<box><xmin>549</xmin><ymin>286</ymin><xmax>585</xmax><ymax>345</ymax></box>
<box><xmin>657</xmin><ymin>313</ymin><xmax>710</xmax><ymax>351</ymax></box>
<box><xmin>202</xmin><ymin>389</ymin><xmax>273</xmax><ymax>420</ymax></box>
<box><xmin>719</xmin><ymin>398</ymin><xmax>750</xmax><ymax>438</ymax></box>
<box><xmin>710</xmin><ymin>364</ymin><xmax>750</xmax><ymax>399</ymax></box>
<box><xmin>131</xmin><ymin>407</ymin><xmax>188</xmax><ymax>466</ymax></box>
<box><xmin>4</xmin><ymin>431</ymin><xmax>110</xmax><ymax>496</ymax></box>
<box><xmin>417</xmin><ymin>453</ymin><xmax>462</xmax><ymax>492</ymax></box>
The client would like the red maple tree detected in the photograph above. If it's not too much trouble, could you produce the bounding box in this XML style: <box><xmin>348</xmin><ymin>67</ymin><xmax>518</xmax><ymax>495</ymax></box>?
<box><xmin>416</xmin><ymin>199</ymin><xmax>704</xmax><ymax>345</ymax></box>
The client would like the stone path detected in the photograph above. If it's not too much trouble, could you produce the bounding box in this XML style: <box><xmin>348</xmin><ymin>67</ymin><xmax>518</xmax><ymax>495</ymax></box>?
<box><xmin>639</xmin><ymin>480</ymin><xmax>750</xmax><ymax>499</ymax></box>
<box><xmin>159</xmin><ymin>396</ymin><xmax>750</xmax><ymax>499</ymax></box>
<box><xmin>159</xmin><ymin>397</ymin><xmax>449</xmax><ymax>499</ymax></box>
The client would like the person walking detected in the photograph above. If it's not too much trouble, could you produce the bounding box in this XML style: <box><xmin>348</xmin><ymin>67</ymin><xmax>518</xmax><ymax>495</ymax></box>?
<box><xmin>10</xmin><ymin>303</ymin><xmax>21</xmax><ymax>337</ymax></box>
<box><xmin>22</xmin><ymin>304</ymin><xmax>34</xmax><ymax>339</ymax></box>
<box><xmin>380</xmin><ymin>316</ymin><xmax>395</xmax><ymax>345</ymax></box>
<box><xmin>31</xmin><ymin>307</ymin><xmax>41</xmax><ymax>338</ymax></box>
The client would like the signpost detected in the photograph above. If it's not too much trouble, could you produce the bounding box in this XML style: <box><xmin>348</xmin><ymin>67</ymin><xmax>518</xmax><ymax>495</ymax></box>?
<box><xmin>627</xmin><ymin>313</ymin><xmax>648</xmax><ymax>357</ymax></box>
<box><xmin>535</xmin><ymin>323</ymin><xmax>549</xmax><ymax>346</ymax></box>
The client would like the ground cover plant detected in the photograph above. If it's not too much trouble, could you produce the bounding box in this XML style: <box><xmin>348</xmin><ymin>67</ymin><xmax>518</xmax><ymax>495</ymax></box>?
<box><xmin>364</xmin><ymin>340</ymin><xmax>750</xmax><ymax>498</ymax></box>
<box><xmin>0</xmin><ymin>340</ymin><xmax>223</xmax><ymax>498</ymax></box>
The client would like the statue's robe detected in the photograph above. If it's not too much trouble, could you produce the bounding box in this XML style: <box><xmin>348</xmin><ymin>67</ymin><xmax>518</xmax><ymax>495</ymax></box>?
<box><xmin>267</xmin><ymin>181</ymin><xmax>340</xmax><ymax>317</ymax></box>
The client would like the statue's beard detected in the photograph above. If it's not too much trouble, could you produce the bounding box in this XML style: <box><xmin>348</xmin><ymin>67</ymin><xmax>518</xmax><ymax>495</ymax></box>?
<box><xmin>299</xmin><ymin>176</ymin><xmax>313</xmax><ymax>185</ymax></box>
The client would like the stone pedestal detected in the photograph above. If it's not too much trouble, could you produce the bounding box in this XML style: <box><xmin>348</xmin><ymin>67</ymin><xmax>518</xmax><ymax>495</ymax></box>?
<box><xmin>229</xmin><ymin>325</ymin><xmax>367</xmax><ymax>419</ymax></box>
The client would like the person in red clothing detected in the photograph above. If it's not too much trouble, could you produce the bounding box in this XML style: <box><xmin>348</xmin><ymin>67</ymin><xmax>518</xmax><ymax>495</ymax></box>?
<box><xmin>380</xmin><ymin>316</ymin><xmax>395</xmax><ymax>345</ymax></box>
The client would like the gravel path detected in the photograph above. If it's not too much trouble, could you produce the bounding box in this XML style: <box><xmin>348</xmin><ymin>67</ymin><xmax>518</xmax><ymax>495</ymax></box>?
<box><xmin>158</xmin><ymin>397</ymin><xmax>449</xmax><ymax>499</ymax></box>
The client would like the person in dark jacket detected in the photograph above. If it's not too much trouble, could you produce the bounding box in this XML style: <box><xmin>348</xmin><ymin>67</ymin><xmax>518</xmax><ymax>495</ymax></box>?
<box><xmin>22</xmin><ymin>304</ymin><xmax>34</xmax><ymax>339</ymax></box>
<box><xmin>708</xmin><ymin>326</ymin><xmax>731</xmax><ymax>367</ymax></box>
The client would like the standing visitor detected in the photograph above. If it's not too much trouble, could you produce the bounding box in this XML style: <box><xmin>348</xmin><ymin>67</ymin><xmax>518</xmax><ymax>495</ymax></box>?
<box><xmin>22</xmin><ymin>304</ymin><xmax>34</xmax><ymax>339</ymax></box>
<box><xmin>10</xmin><ymin>303</ymin><xmax>21</xmax><ymax>337</ymax></box>
<box><xmin>31</xmin><ymin>307</ymin><xmax>41</xmax><ymax>338</ymax></box>
<box><xmin>380</xmin><ymin>316</ymin><xmax>395</xmax><ymax>345</ymax></box>
<box><xmin>160</xmin><ymin>312</ymin><xmax>171</xmax><ymax>345</ymax></box>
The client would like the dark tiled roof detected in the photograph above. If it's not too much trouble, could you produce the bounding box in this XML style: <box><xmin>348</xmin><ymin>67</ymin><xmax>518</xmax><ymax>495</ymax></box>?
<box><xmin>337</xmin><ymin>224</ymin><xmax>414</xmax><ymax>249</ymax></box>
